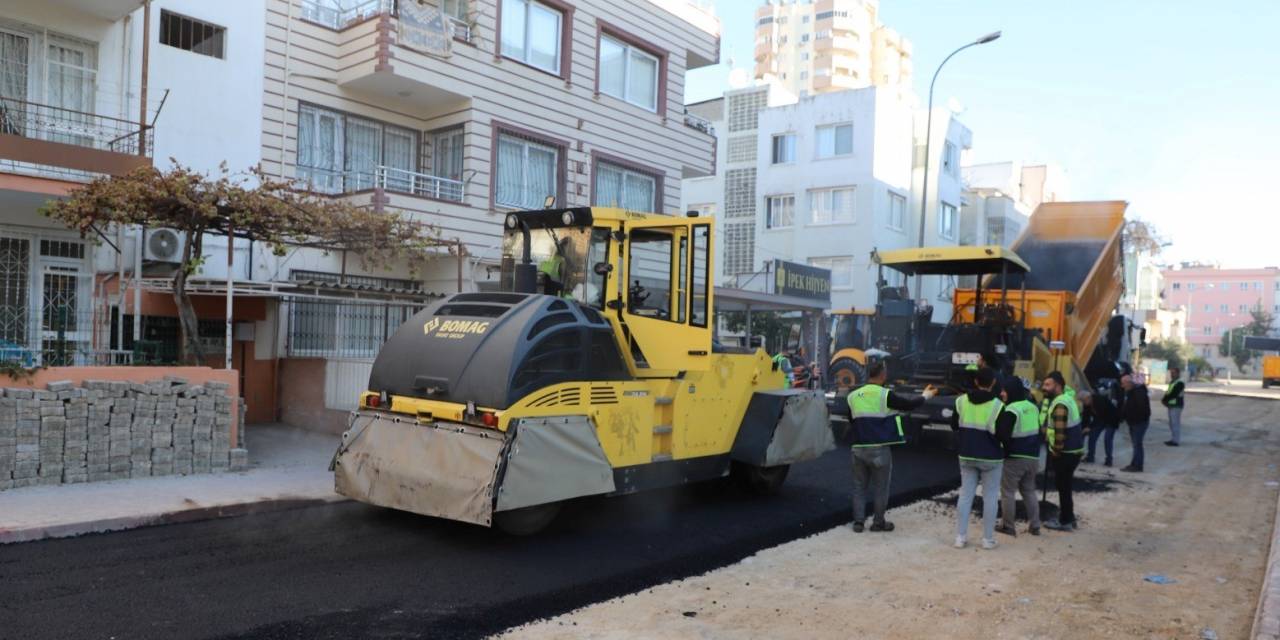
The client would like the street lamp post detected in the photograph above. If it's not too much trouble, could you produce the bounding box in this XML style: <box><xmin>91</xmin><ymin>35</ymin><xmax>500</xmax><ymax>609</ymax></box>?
<box><xmin>915</xmin><ymin>30</ymin><xmax>1001</xmax><ymax>301</ymax></box>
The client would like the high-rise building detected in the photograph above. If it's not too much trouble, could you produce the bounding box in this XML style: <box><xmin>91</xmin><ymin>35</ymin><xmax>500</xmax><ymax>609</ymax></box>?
<box><xmin>753</xmin><ymin>0</ymin><xmax>912</xmax><ymax>97</ymax></box>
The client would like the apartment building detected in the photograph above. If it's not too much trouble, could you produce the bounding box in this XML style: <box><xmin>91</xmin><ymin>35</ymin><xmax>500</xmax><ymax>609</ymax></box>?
<box><xmin>1161</xmin><ymin>265</ymin><xmax>1280</xmax><ymax>362</ymax></box>
<box><xmin>960</xmin><ymin>161</ymin><xmax>1068</xmax><ymax>249</ymax></box>
<box><xmin>0</xmin><ymin>0</ymin><xmax>266</xmax><ymax>372</ymax></box>
<box><xmin>753</xmin><ymin>0</ymin><xmax>912</xmax><ymax>97</ymax></box>
<box><xmin>753</xmin><ymin>87</ymin><xmax>913</xmax><ymax>312</ymax></box>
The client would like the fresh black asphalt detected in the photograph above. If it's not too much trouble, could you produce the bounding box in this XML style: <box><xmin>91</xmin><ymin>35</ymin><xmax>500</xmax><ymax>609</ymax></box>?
<box><xmin>0</xmin><ymin>433</ymin><xmax>961</xmax><ymax>640</ymax></box>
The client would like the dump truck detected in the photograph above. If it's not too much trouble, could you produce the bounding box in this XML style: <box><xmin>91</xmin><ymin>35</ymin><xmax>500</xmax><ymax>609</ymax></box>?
<box><xmin>330</xmin><ymin>207</ymin><xmax>835</xmax><ymax>534</ymax></box>
<box><xmin>1244</xmin><ymin>336</ymin><xmax>1280</xmax><ymax>388</ymax></box>
<box><xmin>958</xmin><ymin>200</ymin><xmax>1130</xmax><ymax>391</ymax></box>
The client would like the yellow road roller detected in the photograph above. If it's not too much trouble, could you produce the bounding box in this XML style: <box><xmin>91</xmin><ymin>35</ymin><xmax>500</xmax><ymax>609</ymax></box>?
<box><xmin>331</xmin><ymin>207</ymin><xmax>834</xmax><ymax>533</ymax></box>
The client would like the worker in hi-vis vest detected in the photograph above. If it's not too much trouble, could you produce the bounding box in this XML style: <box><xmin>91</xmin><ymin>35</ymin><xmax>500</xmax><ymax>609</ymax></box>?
<box><xmin>772</xmin><ymin>352</ymin><xmax>794</xmax><ymax>387</ymax></box>
<box><xmin>1041</xmin><ymin>371</ymin><xmax>1086</xmax><ymax>531</ymax></box>
<box><xmin>949</xmin><ymin>367</ymin><xmax>1013</xmax><ymax>550</ymax></box>
<box><xmin>537</xmin><ymin>237</ymin><xmax>572</xmax><ymax>297</ymax></box>
<box><xmin>844</xmin><ymin>361</ymin><xmax>936</xmax><ymax>533</ymax></box>
<box><xmin>996</xmin><ymin>378</ymin><xmax>1042</xmax><ymax>538</ymax></box>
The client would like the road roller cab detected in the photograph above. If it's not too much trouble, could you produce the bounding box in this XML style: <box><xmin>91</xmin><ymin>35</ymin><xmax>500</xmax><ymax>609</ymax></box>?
<box><xmin>331</xmin><ymin>207</ymin><xmax>834</xmax><ymax>533</ymax></box>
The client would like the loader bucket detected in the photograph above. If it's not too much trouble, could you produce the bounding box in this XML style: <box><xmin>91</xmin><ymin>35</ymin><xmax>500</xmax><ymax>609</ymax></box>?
<box><xmin>332</xmin><ymin>412</ymin><xmax>508</xmax><ymax>527</ymax></box>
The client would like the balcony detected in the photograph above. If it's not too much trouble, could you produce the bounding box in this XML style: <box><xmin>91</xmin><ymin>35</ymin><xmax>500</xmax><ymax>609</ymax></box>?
<box><xmin>296</xmin><ymin>164</ymin><xmax>465</xmax><ymax>203</ymax></box>
<box><xmin>682</xmin><ymin>109</ymin><xmax>715</xmax><ymax>137</ymax></box>
<box><xmin>0</xmin><ymin>98</ymin><xmax>153</xmax><ymax>182</ymax></box>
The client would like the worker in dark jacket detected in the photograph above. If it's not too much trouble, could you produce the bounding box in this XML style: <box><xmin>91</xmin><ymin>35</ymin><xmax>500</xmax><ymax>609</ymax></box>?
<box><xmin>1162</xmin><ymin>367</ymin><xmax>1186</xmax><ymax>446</ymax></box>
<box><xmin>1084</xmin><ymin>384</ymin><xmax>1121</xmax><ymax>466</ymax></box>
<box><xmin>996</xmin><ymin>378</ymin><xmax>1041</xmax><ymax>537</ymax></box>
<box><xmin>1042</xmin><ymin>371</ymin><xmax>1085</xmax><ymax>531</ymax></box>
<box><xmin>949</xmin><ymin>367</ymin><xmax>1012</xmax><ymax>549</ymax></box>
<box><xmin>845</xmin><ymin>361</ymin><xmax>936</xmax><ymax>533</ymax></box>
<box><xmin>1121</xmin><ymin>373</ymin><xmax>1152</xmax><ymax>472</ymax></box>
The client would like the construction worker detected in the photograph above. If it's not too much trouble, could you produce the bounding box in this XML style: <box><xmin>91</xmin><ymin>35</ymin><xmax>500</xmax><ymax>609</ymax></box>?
<box><xmin>538</xmin><ymin>237</ymin><xmax>571</xmax><ymax>297</ymax></box>
<box><xmin>772</xmin><ymin>352</ymin><xmax>794</xmax><ymax>387</ymax></box>
<box><xmin>846</xmin><ymin>361</ymin><xmax>936</xmax><ymax>533</ymax></box>
<box><xmin>996</xmin><ymin>379</ymin><xmax>1042</xmax><ymax>537</ymax></box>
<box><xmin>1041</xmin><ymin>371</ymin><xmax>1085</xmax><ymax>531</ymax></box>
<box><xmin>1162</xmin><ymin>367</ymin><xmax>1186</xmax><ymax>446</ymax></box>
<box><xmin>949</xmin><ymin>367</ymin><xmax>1010</xmax><ymax>549</ymax></box>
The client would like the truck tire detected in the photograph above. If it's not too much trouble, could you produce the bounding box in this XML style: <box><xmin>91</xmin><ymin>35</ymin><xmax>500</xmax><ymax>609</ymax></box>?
<box><xmin>493</xmin><ymin>502</ymin><xmax>562</xmax><ymax>535</ymax></box>
<box><xmin>731</xmin><ymin>461</ymin><xmax>791</xmax><ymax>495</ymax></box>
<box><xmin>1264</xmin><ymin>379</ymin><xmax>1272</xmax><ymax>389</ymax></box>
<box><xmin>829</xmin><ymin>357</ymin><xmax>865</xmax><ymax>390</ymax></box>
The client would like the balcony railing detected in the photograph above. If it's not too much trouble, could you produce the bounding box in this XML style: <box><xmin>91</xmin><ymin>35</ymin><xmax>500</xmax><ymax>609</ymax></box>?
<box><xmin>299</xmin><ymin>0</ymin><xmax>394</xmax><ymax>29</ymax></box>
<box><xmin>297</xmin><ymin>165</ymin><xmax>465</xmax><ymax>202</ymax></box>
<box><xmin>682</xmin><ymin>109</ymin><xmax>715</xmax><ymax>137</ymax></box>
<box><xmin>0</xmin><ymin>97</ymin><xmax>152</xmax><ymax>157</ymax></box>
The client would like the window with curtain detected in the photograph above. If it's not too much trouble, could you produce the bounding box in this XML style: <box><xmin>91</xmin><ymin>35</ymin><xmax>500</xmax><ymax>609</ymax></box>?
<box><xmin>501</xmin><ymin>0</ymin><xmax>562</xmax><ymax>74</ymax></box>
<box><xmin>815</xmin><ymin>123</ymin><xmax>853</xmax><ymax>158</ymax></box>
<box><xmin>297</xmin><ymin>105</ymin><xmax>344</xmax><ymax>193</ymax></box>
<box><xmin>594</xmin><ymin>161</ymin><xmax>656</xmax><ymax>212</ymax></box>
<box><xmin>297</xmin><ymin>104</ymin><xmax>416</xmax><ymax>194</ymax></box>
<box><xmin>496</xmin><ymin>132</ymin><xmax>559</xmax><ymax>209</ymax></box>
<box><xmin>809</xmin><ymin>187</ymin><xmax>855</xmax><ymax>224</ymax></box>
<box><xmin>766</xmin><ymin>195</ymin><xmax>794</xmax><ymax>228</ymax></box>
<box><xmin>344</xmin><ymin>116</ymin><xmax>382</xmax><ymax>191</ymax></box>
<box><xmin>0</xmin><ymin>31</ymin><xmax>30</xmax><ymax>136</ymax></box>
<box><xmin>771</xmin><ymin>134</ymin><xmax>795</xmax><ymax>164</ymax></box>
<box><xmin>431</xmin><ymin>127</ymin><xmax>465</xmax><ymax>181</ymax></box>
<box><xmin>45</xmin><ymin>38</ymin><xmax>96</xmax><ymax>146</ymax></box>
<box><xmin>442</xmin><ymin>0</ymin><xmax>468</xmax><ymax>20</ymax></box>
<box><xmin>598</xmin><ymin>34</ymin><xmax>659</xmax><ymax>111</ymax></box>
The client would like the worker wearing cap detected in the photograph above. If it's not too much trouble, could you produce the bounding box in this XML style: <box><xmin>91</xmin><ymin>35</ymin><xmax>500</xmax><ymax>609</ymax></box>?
<box><xmin>1041</xmin><ymin>371</ymin><xmax>1085</xmax><ymax>531</ymax></box>
<box><xmin>846</xmin><ymin>361</ymin><xmax>936</xmax><ymax>533</ymax></box>
<box><xmin>995</xmin><ymin>378</ymin><xmax>1042</xmax><ymax>537</ymax></box>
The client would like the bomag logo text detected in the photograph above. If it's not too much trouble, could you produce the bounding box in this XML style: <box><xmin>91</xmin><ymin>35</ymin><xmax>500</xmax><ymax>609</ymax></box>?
<box><xmin>424</xmin><ymin>318</ymin><xmax>490</xmax><ymax>339</ymax></box>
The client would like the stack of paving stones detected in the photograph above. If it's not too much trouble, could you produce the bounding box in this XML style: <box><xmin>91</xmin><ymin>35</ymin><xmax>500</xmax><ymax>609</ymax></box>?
<box><xmin>0</xmin><ymin>377</ymin><xmax>247</xmax><ymax>492</ymax></box>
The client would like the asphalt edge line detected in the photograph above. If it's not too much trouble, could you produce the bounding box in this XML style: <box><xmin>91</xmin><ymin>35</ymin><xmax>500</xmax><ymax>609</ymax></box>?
<box><xmin>0</xmin><ymin>495</ymin><xmax>348</xmax><ymax>545</ymax></box>
<box><xmin>1184</xmin><ymin>389</ymin><xmax>1280</xmax><ymax>401</ymax></box>
<box><xmin>1252</xmin><ymin>482</ymin><xmax>1280</xmax><ymax>639</ymax></box>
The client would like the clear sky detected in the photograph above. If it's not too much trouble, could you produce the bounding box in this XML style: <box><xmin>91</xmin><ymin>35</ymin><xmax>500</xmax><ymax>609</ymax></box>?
<box><xmin>686</xmin><ymin>0</ymin><xmax>1280</xmax><ymax>269</ymax></box>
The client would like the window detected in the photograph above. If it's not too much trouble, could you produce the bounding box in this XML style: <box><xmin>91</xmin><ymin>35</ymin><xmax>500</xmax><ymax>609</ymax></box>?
<box><xmin>814</xmin><ymin>30</ymin><xmax>831</xmax><ymax>39</ymax></box>
<box><xmin>800</xmin><ymin>71</ymin><xmax>808</xmax><ymax>80</ymax></box>
<box><xmin>809</xmin><ymin>187</ymin><xmax>855</xmax><ymax>224</ymax></box>
<box><xmin>888</xmin><ymin>192</ymin><xmax>906</xmax><ymax>230</ymax></box>
<box><xmin>1241</xmin><ymin>282</ymin><xmax>1250</xmax><ymax>291</ymax></box>
<box><xmin>1203</xmin><ymin>326</ymin><xmax>1212</xmax><ymax>335</ymax></box>
<box><xmin>1220</xmin><ymin>304</ymin><xmax>1229</xmax><ymax>313</ymax></box>
<box><xmin>727</xmin><ymin>89</ymin><xmax>767</xmax><ymax>133</ymax></box>
<box><xmin>627</xmin><ymin>227</ymin><xmax>686</xmax><ymax>323</ymax></box>
<box><xmin>442</xmin><ymin>0</ymin><xmax>469</xmax><ymax>20</ymax></box>
<box><xmin>771</xmin><ymin>134</ymin><xmax>796</xmax><ymax>164</ymax></box>
<box><xmin>939</xmin><ymin>203</ymin><xmax>957</xmax><ymax>239</ymax></box>
<box><xmin>1221</xmin><ymin>282</ymin><xmax>1230</xmax><ymax>290</ymax></box>
<box><xmin>296</xmin><ymin>105</ymin><xmax>417</xmax><ymax>194</ymax></box>
<box><xmin>766</xmin><ymin>195</ymin><xmax>795</xmax><ymax>229</ymax></box>
<box><xmin>691</xmin><ymin>225</ymin><xmax>710</xmax><ymax>327</ymax></box>
<box><xmin>801</xmin><ymin>34</ymin><xmax>810</xmax><ymax>43</ymax></box>
<box><xmin>815</xmin><ymin>123</ymin><xmax>852</xmax><ymax>158</ymax></box>
<box><xmin>594</xmin><ymin>160</ymin><xmax>657</xmax><ymax>211</ymax></box>
<box><xmin>809</xmin><ymin>257</ymin><xmax>852</xmax><ymax>289</ymax></box>
<box><xmin>942</xmin><ymin>141</ymin><xmax>959</xmax><ymax>176</ymax></box>
<box><xmin>599</xmin><ymin>33</ymin><xmax>660</xmax><ymax>111</ymax></box>
<box><xmin>1255</xmin><ymin>281</ymin><xmax>1263</xmax><ymax>290</ymax></box>
<box><xmin>431</xmin><ymin>127</ymin><xmax>465</xmax><ymax>182</ymax></box>
<box><xmin>1187</xmin><ymin>282</ymin><xmax>1195</xmax><ymax>291</ymax></box>
<box><xmin>501</xmin><ymin>0</ymin><xmax>563</xmax><ymax>74</ymax></box>
<box><xmin>802</xmin><ymin>15</ymin><xmax>810</xmax><ymax>23</ymax></box>
<box><xmin>801</xmin><ymin>52</ymin><xmax>810</xmax><ymax>61</ymax></box>
<box><xmin>496</xmin><ymin>131</ymin><xmax>559</xmax><ymax>209</ymax></box>
<box><xmin>1240</xmin><ymin>304</ymin><xmax>1249</xmax><ymax>313</ymax></box>
<box><xmin>815</xmin><ymin>68</ymin><xmax>831</xmax><ymax>77</ymax></box>
<box><xmin>1204</xmin><ymin>304</ymin><xmax>1212</xmax><ymax>312</ymax></box>
<box><xmin>1172</xmin><ymin>282</ymin><xmax>1181</xmax><ymax>290</ymax></box>
<box><xmin>727</xmin><ymin>136</ymin><xmax>757</xmax><ymax>163</ymax></box>
<box><xmin>757</xmin><ymin>16</ymin><xmax>774</xmax><ymax>26</ymax></box>
<box><xmin>160</xmin><ymin>11</ymin><xmax>225</xmax><ymax>59</ymax></box>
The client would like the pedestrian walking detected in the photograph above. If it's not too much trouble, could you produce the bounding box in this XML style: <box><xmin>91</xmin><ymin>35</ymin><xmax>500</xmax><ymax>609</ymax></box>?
<box><xmin>950</xmin><ymin>367</ymin><xmax>1010</xmax><ymax>549</ymax></box>
<box><xmin>995</xmin><ymin>378</ymin><xmax>1042</xmax><ymax>537</ymax></box>
<box><xmin>1041</xmin><ymin>371</ymin><xmax>1085</xmax><ymax>531</ymax></box>
<box><xmin>846</xmin><ymin>362</ymin><xmax>936</xmax><ymax>533</ymax></box>
<box><xmin>1162</xmin><ymin>367</ymin><xmax>1186</xmax><ymax>446</ymax></box>
<box><xmin>1121</xmin><ymin>373</ymin><xmax>1152</xmax><ymax>472</ymax></box>
<box><xmin>1083</xmin><ymin>384</ymin><xmax>1121</xmax><ymax>466</ymax></box>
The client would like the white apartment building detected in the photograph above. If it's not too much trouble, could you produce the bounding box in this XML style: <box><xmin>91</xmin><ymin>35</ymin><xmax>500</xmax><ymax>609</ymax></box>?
<box><xmin>910</xmin><ymin>106</ymin><xmax>972</xmax><ymax>323</ymax></box>
<box><xmin>753</xmin><ymin>0</ymin><xmax>912</xmax><ymax>97</ymax></box>
<box><xmin>961</xmin><ymin>160</ymin><xmax>1068</xmax><ymax>248</ymax></box>
<box><xmin>753</xmin><ymin>87</ymin><xmax>913</xmax><ymax>312</ymax></box>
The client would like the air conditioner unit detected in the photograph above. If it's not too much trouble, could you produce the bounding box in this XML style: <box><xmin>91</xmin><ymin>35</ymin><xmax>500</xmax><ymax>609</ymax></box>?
<box><xmin>144</xmin><ymin>228</ymin><xmax>184</xmax><ymax>263</ymax></box>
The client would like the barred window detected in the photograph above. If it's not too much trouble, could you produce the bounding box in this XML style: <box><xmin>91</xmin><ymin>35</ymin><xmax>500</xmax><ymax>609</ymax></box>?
<box><xmin>726</xmin><ymin>89</ymin><xmax>768</xmax><ymax>133</ymax></box>
<box><xmin>160</xmin><ymin>11</ymin><xmax>226</xmax><ymax>59</ymax></box>
<box><xmin>726</xmin><ymin>136</ymin><xmax>757</xmax><ymax>163</ymax></box>
<box><xmin>723</xmin><ymin>168</ymin><xmax>756</xmax><ymax>218</ymax></box>
<box><xmin>39</xmin><ymin>239</ymin><xmax>85</xmax><ymax>260</ymax></box>
<box><xmin>723</xmin><ymin>222</ymin><xmax>756</xmax><ymax>276</ymax></box>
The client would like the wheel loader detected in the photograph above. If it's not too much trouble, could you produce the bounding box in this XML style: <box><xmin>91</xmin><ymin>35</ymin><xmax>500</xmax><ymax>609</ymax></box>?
<box><xmin>330</xmin><ymin>206</ymin><xmax>835</xmax><ymax>534</ymax></box>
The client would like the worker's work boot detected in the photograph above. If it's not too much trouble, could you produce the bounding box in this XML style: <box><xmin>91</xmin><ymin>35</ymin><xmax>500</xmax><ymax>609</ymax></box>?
<box><xmin>1028</xmin><ymin>526</ymin><xmax>1042</xmax><ymax>536</ymax></box>
<box><xmin>995</xmin><ymin>523</ymin><xmax>1017</xmax><ymax>537</ymax></box>
<box><xmin>869</xmin><ymin>521</ymin><xmax>894</xmax><ymax>532</ymax></box>
<box><xmin>1044</xmin><ymin>518</ymin><xmax>1076</xmax><ymax>532</ymax></box>
<box><xmin>851</xmin><ymin>521</ymin><xmax>864</xmax><ymax>533</ymax></box>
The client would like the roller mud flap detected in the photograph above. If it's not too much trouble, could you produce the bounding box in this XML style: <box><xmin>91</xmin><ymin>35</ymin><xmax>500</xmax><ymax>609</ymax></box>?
<box><xmin>731</xmin><ymin>389</ymin><xmax>835</xmax><ymax>467</ymax></box>
<box><xmin>331</xmin><ymin>412</ymin><xmax>616</xmax><ymax>527</ymax></box>
<box><xmin>332</xmin><ymin>412</ymin><xmax>507</xmax><ymax>527</ymax></box>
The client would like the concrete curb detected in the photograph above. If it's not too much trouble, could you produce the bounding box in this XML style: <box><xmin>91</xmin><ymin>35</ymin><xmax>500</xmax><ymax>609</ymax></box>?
<box><xmin>0</xmin><ymin>495</ymin><xmax>349</xmax><ymax>545</ymax></box>
<box><xmin>1184</xmin><ymin>388</ymin><xmax>1280</xmax><ymax>401</ymax></box>
<box><xmin>1253</xmin><ymin>484</ymin><xmax>1280</xmax><ymax>639</ymax></box>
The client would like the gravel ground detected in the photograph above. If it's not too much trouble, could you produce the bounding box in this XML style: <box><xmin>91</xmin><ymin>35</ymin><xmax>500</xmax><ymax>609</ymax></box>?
<box><xmin>500</xmin><ymin>395</ymin><xmax>1280</xmax><ymax>640</ymax></box>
